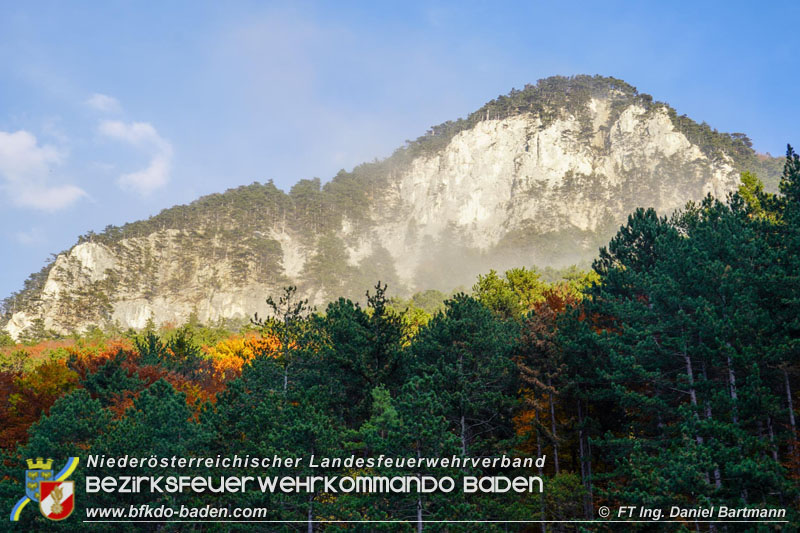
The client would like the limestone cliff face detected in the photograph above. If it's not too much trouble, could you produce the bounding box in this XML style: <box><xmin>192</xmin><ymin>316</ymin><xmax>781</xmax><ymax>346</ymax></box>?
<box><xmin>1</xmin><ymin>77</ymin><xmax>756</xmax><ymax>339</ymax></box>
<box><xmin>3</xmin><ymin>224</ymin><xmax>294</xmax><ymax>339</ymax></box>
<box><xmin>368</xmin><ymin>101</ymin><xmax>738</xmax><ymax>280</ymax></box>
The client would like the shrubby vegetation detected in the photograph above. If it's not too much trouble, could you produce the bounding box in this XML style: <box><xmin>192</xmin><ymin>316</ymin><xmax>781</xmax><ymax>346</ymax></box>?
<box><xmin>1</xmin><ymin>149</ymin><xmax>799</xmax><ymax>530</ymax></box>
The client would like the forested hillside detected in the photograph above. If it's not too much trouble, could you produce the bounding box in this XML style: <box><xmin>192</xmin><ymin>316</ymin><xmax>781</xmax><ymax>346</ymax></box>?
<box><xmin>1</xmin><ymin>149</ymin><xmax>798</xmax><ymax>530</ymax></box>
<box><xmin>1</xmin><ymin>75</ymin><xmax>784</xmax><ymax>340</ymax></box>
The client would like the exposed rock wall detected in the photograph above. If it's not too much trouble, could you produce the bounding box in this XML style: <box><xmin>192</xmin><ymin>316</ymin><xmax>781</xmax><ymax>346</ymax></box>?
<box><xmin>2</xmin><ymin>96</ymin><xmax>742</xmax><ymax>338</ymax></box>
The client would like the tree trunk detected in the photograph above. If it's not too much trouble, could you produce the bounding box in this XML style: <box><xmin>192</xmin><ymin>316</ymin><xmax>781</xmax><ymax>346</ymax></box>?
<box><xmin>536</xmin><ymin>415</ymin><xmax>546</xmax><ymax>533</ymax></box>
<box><xmin>460</xmin><ymin>414</ymin><xmax>467</xmax><ymax>456</ymax></box>
<box><xmin>459</xmin><ymin>351</ymin><xmax>467</xmax><ymax>456</ymax></box>
<box><xmin>548</xmin><ymin>377</ymin><xmax>559</xmax><ymax>474</ymax></box>
<box><xmin>684</xmin><ymin>350</ymin><xmax>709</xmax><ymax>484</ymax></box>
<box><xmin>785</xmin><ymin>368</ymin><xmax>798</xmax><ymax>475</ymax></box>
<box><xmin>767</xmin><ymin>416</ymin><xmax>779</xmax><ymax>463</ymax></box>
<box><xmin>417</xmin><ymin>498</ymin><xmax>423</xmax><ymax>533</ymax></box>
<box><xmin>701</xmin><ymin>361</ymin><xmax>722</xmax><ymax>490</ymax></box>
<box><xmin>577</xmin><ymin>399</ymin><xmax>593</xmax><ymax>519</ymax></box>
<box><xmin>684</xmin><ymin>350</ymin><xmax>702</xmax><ymax>443</ymax></box>
<box><xmin>727</xmin><ymin>354</ymin><xmax>739</xmax><ymax>424</ymax></box>
<box><xmin>417</xmin><ymin>446</ymin><xmax>423</xmax><ymax>533</ymax></box>
<box><xmin>307</xmin><ymin>494</ymin><xmax>313</xmax><ymax>533</ymax></box>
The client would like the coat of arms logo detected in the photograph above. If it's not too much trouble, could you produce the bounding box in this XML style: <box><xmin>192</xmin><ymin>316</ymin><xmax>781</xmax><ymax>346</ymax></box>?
<box><xmin>10</xmin><ymin>456</ymin><xmax>79</xmax><ymax>521</ymax></box>
<box><xmin>39</xmin><ymin>479</ymin><xmax>75</xmax><ymax>520</ymax></box>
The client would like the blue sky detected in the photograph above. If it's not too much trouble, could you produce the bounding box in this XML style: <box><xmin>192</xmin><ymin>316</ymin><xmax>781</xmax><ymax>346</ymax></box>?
<box><xmin>1</xmin><ymin>1</ymin><xmax>798</xmax><ymax>301</ymax></box>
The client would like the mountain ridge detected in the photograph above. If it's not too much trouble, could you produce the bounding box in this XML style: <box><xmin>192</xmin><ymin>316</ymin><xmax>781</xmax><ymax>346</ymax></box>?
<box><xmin>1</xmin><ymin>75</ymin><xmax>784</xmax><ymax>339</ymax></box>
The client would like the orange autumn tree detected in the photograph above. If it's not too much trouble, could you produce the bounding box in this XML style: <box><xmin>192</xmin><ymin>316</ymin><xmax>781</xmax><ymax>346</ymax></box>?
<box><xmin>67</xmin><ymin>334</ymin><xmax>239</xmax><ymax>417</ymax></box>
<box><xmin>0</xmin><ymin>359</ymin><xmax>79</xmax><ymax>449</ymax></box>
<box><xmin>202</xmin><ymin>332</ymin><xmax>281</xmax><ymax>382</ymax></box>
<box><xmin>514</xmin><ymin>285</ymin><xmax>580</xmax><ymax>473</ymax></box>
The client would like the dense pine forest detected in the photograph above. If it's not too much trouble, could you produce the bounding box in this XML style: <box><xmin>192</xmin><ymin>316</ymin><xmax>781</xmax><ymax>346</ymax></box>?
<box><xmin>1</xmin><ymin>148</ymin><xmax>799</xmax><ymax>531</ymax></box>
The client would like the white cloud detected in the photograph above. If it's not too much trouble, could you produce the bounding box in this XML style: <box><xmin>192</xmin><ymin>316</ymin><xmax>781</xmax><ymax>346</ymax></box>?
<box><xmin>99</xmin><ymin>120</ymin><xmax>170</xmax><ymax>151</ymax></box>
<box><xmin>0</xmin><ymin>130</ymin><xmax>61</xmax><ymax>178</ymax></box>
<box><xmin>15</xmin><ymin>227</ymin><xmax>45</xmax><ymax>245</ymax></box>
<box><xmin>86</xmin><ymin>93</ymin><xmax>122</xmax><ymax>113</ymax></box>
<box><xmin>98</xmin><ymin>120</ymin><xmax>173</xmax><ymax>194</ymax></box>
<box><xmin>0</xmin><ymin>130</ymin><xmax>86</xmax><ymax>211</ymax></box>
<box><xmin>15</xmin><ymin>184</ymin><xmax>88</xmax><ymax>211</ymax></box>
<box><xmin>118</xmin><ymin>154</ymin><xmax>170</xmax><ymax>193</ymax></box>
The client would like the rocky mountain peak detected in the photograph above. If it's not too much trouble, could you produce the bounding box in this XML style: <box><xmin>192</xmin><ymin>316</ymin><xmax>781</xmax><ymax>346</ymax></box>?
<box><xmin>1</xmin><ymin>75</ymin><xmax>783</xmax><ymax>339</ymax></box>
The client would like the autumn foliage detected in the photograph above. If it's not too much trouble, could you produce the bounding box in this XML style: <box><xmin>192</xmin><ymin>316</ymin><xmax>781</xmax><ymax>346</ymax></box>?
<box><xmin>0</xmin><ymin>330</ymin><xmax>284</xmax><ymax>448</ymax></box>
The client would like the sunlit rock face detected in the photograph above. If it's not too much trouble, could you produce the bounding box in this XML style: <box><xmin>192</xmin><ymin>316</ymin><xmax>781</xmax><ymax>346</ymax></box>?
<box><xmin>2</xmin><ymin>87</ymin><xmax>743</xmax><ymax>339</ymax></box>
<box><xmin>369</xmin><ymin>99</ymin><xmax>737</xmax><ymax>283</ymax></box>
